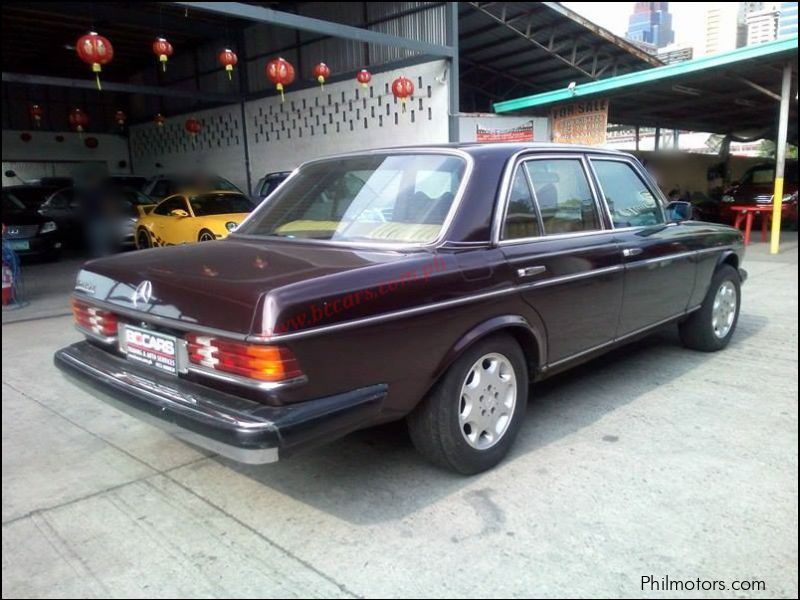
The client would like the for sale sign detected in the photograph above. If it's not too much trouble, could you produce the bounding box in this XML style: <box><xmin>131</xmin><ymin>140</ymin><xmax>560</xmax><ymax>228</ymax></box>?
<box><xmin>550</xmin><ymin>99</ymin><xmax>609</xmax><ymax>146</ymax></box>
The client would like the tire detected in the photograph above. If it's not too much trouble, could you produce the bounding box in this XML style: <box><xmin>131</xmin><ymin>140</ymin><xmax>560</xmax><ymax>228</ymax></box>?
<box><xmin>407</xmin><ymin>334</ymin><xmax>528</xmax><ymax>474</ymax></box>
<box><xmin>679</xmin><ymin>264</ymin><xmax>741</xmax><ymax>352</ymax></box>
<box><xmin>136</xmin><ymin>229</ymin><xmax>151</xmax><ymax>249</ymax></box>
<box><xmin>198</xmin><ymin>229</ymin><xmax>216</xmax><ymax>242</ymax></box>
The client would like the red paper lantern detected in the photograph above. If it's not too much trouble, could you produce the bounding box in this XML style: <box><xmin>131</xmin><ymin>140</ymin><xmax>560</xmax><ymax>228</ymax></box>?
<box><xmin>29</xmin><ymin>104</ymin><xmax>44</xmax><ymax>128</ymax></box>
<box><xmin>69</xmin><ymin>108</ymin><xmax>89</xmax><ymax>133</ymax></box>
<box><xmin>76</xmin><ymin>31</ymin><xmax>114</xmax><ymax>90</ymax></box>
<box><xmin>153</xmin><ymin>37</ymin><xmax>174</xmax><ymax>72</ymax></box>
<box><xmin>84</xmin><ymin>136</ymin><xmax>99</xmax><ymax>149</ymax></box>
<box><xmin>114</xmin><ymin>110</ymin><xmax>127</xmax><ymax>127</ymax></box>
<box><xmin>154</xmin><ymin>113</ymin><xmax>166</xmax><ymax>128</ymax></box>
<box><xmin>20</xmin><ymin>132</ymin><xmax>32</xmax><ymax>143</ymax></box>
<box><xmin>391</xmin><ymin>76</ymin><xmax>414</xmax><ymax>111</ymax></box>
<box><xmin>313</xmin><ymin>62</ymin><xmax>330</xmax><ymax>89</ymax></box>
<box><xmin>356</xmin><ymin>69</ymin><xmax>372</xmax><ymax>88</ymax></box>
<box><xmin>185</xmin><ymin>118</ymin><xmax>202</xmax><ymax>136</ymax></box>
<box><xmin>218</xmin><ymin>48</ymin><xmax>238</xmax><ymax>81</ymax></box>
<box><xmin>266</xmin><ymin>58</ymin><xmax>295</xmax><ymax>102</ymax></box>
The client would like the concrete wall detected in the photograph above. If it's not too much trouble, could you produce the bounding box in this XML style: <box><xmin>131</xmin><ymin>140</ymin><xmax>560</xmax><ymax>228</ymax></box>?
<box><xmin>2</xmin><ymin>131</ymin><xmax>131</xmax><ymax>186</ymax></box>
<box><xmin>128</xmin><ymin>60</ymin><xmax>450</xmax><ymax>193</ymax></box>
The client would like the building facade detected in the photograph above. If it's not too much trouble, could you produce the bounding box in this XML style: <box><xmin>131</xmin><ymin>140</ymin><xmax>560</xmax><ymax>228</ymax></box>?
<box><xmin>625</xmin><ymin>2</ymin><xmax>675</xmax><ymax>49</ymax></box>
<box><xmin>778</xmin><ymin>1</ymin><xmax>799</xmax><ymax>37</ymax></box>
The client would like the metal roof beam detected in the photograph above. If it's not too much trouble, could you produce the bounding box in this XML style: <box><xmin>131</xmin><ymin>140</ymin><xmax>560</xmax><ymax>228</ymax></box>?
<box><xmin>172</xmin><ymin>2</ymin><xmax>455</xmax><ymax>58</ymax></box>
<box><xmin>1</xmin><ymin>72</ymin><xmax>238</xmax><ymax>103</ymax></box>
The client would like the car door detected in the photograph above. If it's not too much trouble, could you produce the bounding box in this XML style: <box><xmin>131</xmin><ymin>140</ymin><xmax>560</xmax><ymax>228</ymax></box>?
<box><xmin>498</xmin><ymin>154</ymin><xmax>624</xmax><ymax>364</ymax></box>
<box><xmin>150</xmin><ymin>195</ymin><xmax>190</xmax><ymax>245</ymax></box>
<box><xmin>587</xmin><ymin>156</ymin><xmax>697</xmax><ymax>337</ymax></box>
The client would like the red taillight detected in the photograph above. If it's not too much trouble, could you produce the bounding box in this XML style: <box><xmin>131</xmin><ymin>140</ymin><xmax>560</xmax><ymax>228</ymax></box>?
<box><xmin>186</xmin><ymin>333</ymin><xmax>302</xmax><ymax>382</ymax></box>
<box><xmin>72</xmin><ymin>298</ymin><xmax>118</xmax><ymax>337</ymax></box>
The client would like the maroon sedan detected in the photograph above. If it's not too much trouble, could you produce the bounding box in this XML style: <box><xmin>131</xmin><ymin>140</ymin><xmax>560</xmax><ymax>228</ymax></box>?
<box><xmin>720</xmin><ymin>160</ymin><xmax>799</xmax><ymax>229</ymax></box>
<box><xmin>55</xmin><ymin>144</ymin><xmax>746</xmax><ymax>474</ymax></box>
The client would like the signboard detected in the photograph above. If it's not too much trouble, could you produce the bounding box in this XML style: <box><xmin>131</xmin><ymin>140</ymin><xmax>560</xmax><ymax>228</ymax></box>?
<box><xmin>476</xmin><ymin>121</ymin><xmax>534</xmax><ymax>143</ymax></box>
<box><xmin>550</xmin><ymin>99</ymin><xmax>609</xmax><ymax>146</ymax></box>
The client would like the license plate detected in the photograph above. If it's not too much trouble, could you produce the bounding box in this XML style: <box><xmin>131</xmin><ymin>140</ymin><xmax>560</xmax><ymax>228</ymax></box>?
<box><xmin>120</xmin><ymin>325</ymin><xmax>178</xmax><ymax>375</ymax></box>
<box><xmin>7</xmin><ymin>240</ymin><xmax>29</xmax><ymax>251</ymax></box>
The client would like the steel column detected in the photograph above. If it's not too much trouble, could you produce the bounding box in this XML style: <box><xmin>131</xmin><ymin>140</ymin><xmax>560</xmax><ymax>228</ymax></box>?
<box><xmin>770</xmin><ymin>62</ymin><xmax>792</xmax><ymax>254</ymax></box>
<box><xmin>446</xmin><ymin>2</ymin><xmax>460</xmax><ymax>142</ymax></box>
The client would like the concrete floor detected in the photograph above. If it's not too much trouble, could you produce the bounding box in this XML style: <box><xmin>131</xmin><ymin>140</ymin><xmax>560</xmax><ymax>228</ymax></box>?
<box><xmin>2</xmin><ymin>235</ymin><xmax>798</xmax><ymax>598</ymax></box>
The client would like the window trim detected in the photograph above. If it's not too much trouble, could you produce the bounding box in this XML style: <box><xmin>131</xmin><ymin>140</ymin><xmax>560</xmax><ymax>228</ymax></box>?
<box><xmin>500</xmin><ymin>162</ymin><xmax>543</xmax><ymax>242</ymax></box>
<box><xmin>496</xmin><ymin>153</ymin><xmax>609</xmax><ymax>246</ymax></box>
<box><xmin>587</xmin><ymin>155</ymin><xmax>668</xmax><ymax>228</ymax></box>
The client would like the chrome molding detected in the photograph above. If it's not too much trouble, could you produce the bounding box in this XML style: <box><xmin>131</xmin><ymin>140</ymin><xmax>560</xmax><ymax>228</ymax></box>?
<box><xmin>518</xmin><ymin>265</ymin><xmax>623</xmax><ymax>290</ymax></box>
<box><xmin>186</xmin><ymin>364</ymin><xmax>308</xmax><ymax>392</ymax></box>
<box><xmin>75</xmin><ymin>325</ymin><xmax>117</xmax><ymax>345</ymax></box>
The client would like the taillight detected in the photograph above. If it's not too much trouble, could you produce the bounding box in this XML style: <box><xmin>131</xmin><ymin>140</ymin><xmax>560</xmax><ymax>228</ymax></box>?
<box><xmin>72</xmin><ymin>298</ymin><xmax>118</xmax><ymax>338</ymax></box>
<box><xmin>186</xmin><ymin>333</ymin><xmax>303</xmax><ymax>382</ymax></box>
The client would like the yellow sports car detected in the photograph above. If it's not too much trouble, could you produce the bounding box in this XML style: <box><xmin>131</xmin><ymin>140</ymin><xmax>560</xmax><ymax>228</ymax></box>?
<box><xmin>135</xmin><ymin>191</ymin><xmax>254</xmax><ymax>248</ymax></box>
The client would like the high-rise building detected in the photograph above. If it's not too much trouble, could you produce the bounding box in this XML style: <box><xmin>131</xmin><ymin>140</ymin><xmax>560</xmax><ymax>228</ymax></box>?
<box><xmin>703</xmin><ymin>3</ymin><xmax>746</xmax><ymax>56</ymax></box>
<box><xmin>625</xmin><ymin>2</ymin><xmax>675</xmax><ymax>49</ymax></box>
<box><xmin>657</xmin><ymin>44</ymin><xmax>694</xmax><ymax>64</ymax></box>
<box><xmin>778</xmin><ymin>2</ymin><xmax>799</xmax><ymax>37</ymax></box>
<box><xmin>746</xmin><ymin>2</ymin><xmax>780</xmax><ymax>45</ymax></box>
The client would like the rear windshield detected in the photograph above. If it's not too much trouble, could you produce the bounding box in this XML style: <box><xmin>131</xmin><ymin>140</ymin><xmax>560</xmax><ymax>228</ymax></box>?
<box><xmin>2</xmin><ymin>188</ymin><xmax>53</xmax><ymax>211</ymax></box>
<box><xmin>189</xmin><ymin>193</ymin><xmax>253</xmax><ymax>216</ymax></box>
<box><xmin>236</xmin><ymin>153</ymin><xmax>467</xmax><ymax>245</ymax></box>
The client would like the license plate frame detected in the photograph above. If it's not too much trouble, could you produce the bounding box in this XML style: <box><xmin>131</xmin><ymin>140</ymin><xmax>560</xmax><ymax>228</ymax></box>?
<box><xmin>120</xmin><ymin>324</ymin><xmax>179</xmax><ymax>376</ymax></box>
<box><xmin>7</xmin><ymin>240</ymin><xmax>30</xmax><ymax>251</ymax></box>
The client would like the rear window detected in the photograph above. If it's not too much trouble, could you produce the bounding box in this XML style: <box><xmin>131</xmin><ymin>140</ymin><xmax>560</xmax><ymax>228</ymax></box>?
<box><xmin>189</xmin><ymin>193</ymin><xmax>253</xmax><ymax>216</ymax></box>
<box><xmin>236</xmin><ymin>153</ymin><xmax>467</xmax><ymax>245</ymax></box>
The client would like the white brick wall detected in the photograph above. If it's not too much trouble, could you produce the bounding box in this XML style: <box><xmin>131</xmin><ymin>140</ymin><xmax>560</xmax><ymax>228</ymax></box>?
<box><xmin>129</xmin><ymin>59</ymin><xmax>450</xmax><ymax>193</ymax></box>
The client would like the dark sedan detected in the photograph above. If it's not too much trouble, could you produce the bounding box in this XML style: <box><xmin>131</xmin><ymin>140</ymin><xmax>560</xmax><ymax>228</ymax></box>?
<box><xmin>55</xmin><ymin>144</ymin><xmax>746</xmax><ymax>474</ymax></box>
<box><xmin>2</xmin><ymin>186</ymin><xmax>62</xmax><ymax>260</ymax></box>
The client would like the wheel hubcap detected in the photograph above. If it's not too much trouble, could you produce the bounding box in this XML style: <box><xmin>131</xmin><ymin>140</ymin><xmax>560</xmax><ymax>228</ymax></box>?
<box><xmin>712</xmin><ymin>280</ymin><xmax>737</xmax><ymax>339</ymax></box>
<box><xmin>458</xmin><ymin>352</ymin><xmax>517</xmax><ymax>450</ymax></box>
<box><xmin>199</xmin><ymin>233</ymin><xmax>214</xmax><ymax>242</ymax></box>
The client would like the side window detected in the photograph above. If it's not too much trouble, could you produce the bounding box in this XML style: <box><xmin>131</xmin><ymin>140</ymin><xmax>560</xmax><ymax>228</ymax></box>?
<box><xmin>46</xmin><ymin>191</ymin><xmax>69</xmax><ymax>209</ymax></box>
<box><xmin>502</xmin><ymin>168</ymin><xmax>540</xmax><ymax>240</ymax></box>
<box><xmin>592</xmin><ymin>160</ymin><xmax>664</xmax><ymax>228</ymax></box>
<box><xmin>153</xmin><ymin>196</ymin><xmax>187</xmax><ymax>216</ymax></box>
<box><xmin>524</xmin><ymin>159</ymin><xmax>600</xmax><ymax>234</ymax></box>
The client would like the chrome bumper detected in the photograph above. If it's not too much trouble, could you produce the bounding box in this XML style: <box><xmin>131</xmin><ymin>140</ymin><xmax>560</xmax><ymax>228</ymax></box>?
<box><xmin>54</xmin><ymin>341</ymin><xmax>387</xmax><ymax>464</ymax></box>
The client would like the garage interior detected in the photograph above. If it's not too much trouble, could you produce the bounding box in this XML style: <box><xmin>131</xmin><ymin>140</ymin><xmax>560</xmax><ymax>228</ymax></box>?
<box><xmin>2</xmin><ymin>2</ymin><xmax>798</xmax><ymax>598</ymax></box>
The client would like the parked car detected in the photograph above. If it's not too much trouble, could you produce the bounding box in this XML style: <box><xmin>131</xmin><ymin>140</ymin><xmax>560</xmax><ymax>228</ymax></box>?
<box><xmin>55</xmin><ymin>144</ymin><xmax>746</xmax><ymax>474</ymax></box>
<box><xmin>135</xmin><ymin>191</ymin><xmax>255</xmax><ymax>247</ymax></box>
<box><xmin>2</xmin><ymin>186</ymin><xmax>61</xmax><ymax>260</ymax></box>
<box><xmin>720</xmin><ymin>160</ymin><xmax>799</xmax><ymax>229</ymax></box>
<box><xmin>39</xmin><ymin>186</ymin><xmax>154</xmax><ymax>247</ymax></box>
<box><xmin>253</xmin><ymin>171</ymin><xmax>291</xmax><ymax>203</ymax></box>
<box><xmin>142</xmin><ymin>173</ymin><xmax>242</xmax><ymax>201</ymax></box>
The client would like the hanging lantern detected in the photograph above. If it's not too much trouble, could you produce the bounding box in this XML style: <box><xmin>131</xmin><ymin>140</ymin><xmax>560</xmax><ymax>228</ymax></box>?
<box><xmin>154</xmin><ymin>113</ymin><xmax>166</xmax><ymax>128</ymax></box>
<box><xmin>266</xmin><ymin>57</ymin><xmax>295</xmax><ymax>102</ymax></box>
<box><xmin>356</xmin><ymin>69</ymin><xmax>372</xmax><ymax>88</ymax></box>
<box><xmin>313</xmin><ymin>62</ymin><xmax>330</xmax><ymax>89</ymax></box>
<box><xmin>185</xmin><ymin>118</ymin><xmax>202</xmax><ymax>136</ymax></box>
<box><xmin>218</xmin><ymin>48</ymin><xmax>238</xmax><ymax>81</ymax></box>
<box><xmin>29</xmin><ymin>104</ymin><xmax>44</xmax><ymax>128</ymax></box>
<box><xmin>20</xmin><ymin>132</ymin><xmax>32</xmax><ymax>143</ymax></box>
<box><xmin>391</xmin><ymin>76</ymin><xmax>415</xmax><ymax>112</ymax></box>
<box><xmin>69</xmin><ymin>108</ymin><xmax>89</xmax><ymax>134</ymax></box>
<box><xmin>152</xmin><ymin>37</ymin><xmax>174</xmax><ymax>72</ymax></box>
<box><xmin>114</xmin><ymin>110</ymin><xmax>127</xmax><ymax>127</ymax></box>
<box><xmin>76</xmin><ymin>31</ymin><xmax>114</xmax><ymax>90</ymax></box>
<box><xmin>84</xmin><ymin>136</ymin><xmax>99</xmax><ymax>149</ymax></box>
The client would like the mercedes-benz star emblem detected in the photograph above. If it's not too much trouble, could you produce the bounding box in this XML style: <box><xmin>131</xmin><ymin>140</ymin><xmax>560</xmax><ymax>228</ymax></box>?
<box><xmin>132</xmin><ymin>280</ymin><xmax>153</xmax><ymax>307</ymax></box>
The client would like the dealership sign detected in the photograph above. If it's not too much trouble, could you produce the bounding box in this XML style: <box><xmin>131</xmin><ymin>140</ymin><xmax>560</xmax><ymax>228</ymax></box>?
<box><xmin>550</xmin><ymin>99</ymin><xmax>609</xmax><ymax>146</ymax></box>
<box><xmin>476</xmin><ymin>121</ymin><xmax>534</xmax><ymax>143</ymax></box>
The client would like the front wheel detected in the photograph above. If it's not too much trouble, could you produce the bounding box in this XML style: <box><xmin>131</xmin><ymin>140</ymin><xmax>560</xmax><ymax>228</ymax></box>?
<box><xmin>136</xmin><ymin>228</ymin><xmax>151</xmax><ymax>249</ymax></box>
<box><xmin>198</xmin><ymin>229</ymin><xmax>216</xmax><ymax>242</ymax></box>
<box><xmin>679</xmin><ymin>264</ymin><xmax>741</xmax><ymax>352</ymax></box>
<box><xmin>407</xmin><ymin>334</ymin><xmax>528</xmax><ymax>474</ymax></box>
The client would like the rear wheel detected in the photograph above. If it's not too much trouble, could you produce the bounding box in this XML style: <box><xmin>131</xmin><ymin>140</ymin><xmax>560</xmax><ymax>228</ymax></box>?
<box><xmin>407</xmin><ymin>334</ymin><xmax>528</xmax><ymax>474</ymax></box>
<box><xmin>198</xmin><ymin>229</ymin><xmax>216</xmax><ymax>242</ymax></box>
<box><xmin>679</xmin><ymin>264</ymin><xmax>741</xmax><ymax>352</ymax></box>
<box><xmin>136</xmin><ymin>228</ymin><xmax>151</xmax><ymax>249</ymax></box>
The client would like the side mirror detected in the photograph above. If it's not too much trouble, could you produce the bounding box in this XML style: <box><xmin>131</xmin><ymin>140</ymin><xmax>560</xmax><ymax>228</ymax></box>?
<box><xmin>169</xmin><ymin>208</ymin><xmax>189</xmax><ymax>218</ymax></box>
<box><xmin>666</xmin><ymin>201</ymin><xmax>692</xmax><ymax>222</ymax></box>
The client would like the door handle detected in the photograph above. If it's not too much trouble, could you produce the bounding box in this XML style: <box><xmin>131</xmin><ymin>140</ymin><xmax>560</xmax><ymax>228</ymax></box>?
<box><xmin>622</xmin><ymin>247</ymin><xmax>643</xmax><ymax>258</ymax></box>
<box><xmin>517</xmin><ymin>265</ymin><xmax>546</xmax><ymax>278</ymax></box>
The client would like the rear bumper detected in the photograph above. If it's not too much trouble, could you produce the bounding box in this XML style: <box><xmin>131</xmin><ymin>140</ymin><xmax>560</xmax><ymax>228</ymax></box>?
<box><xmin>54</xmin><ymin>341</ymin><xmax>387</xmax><ymax>464</ymax></box>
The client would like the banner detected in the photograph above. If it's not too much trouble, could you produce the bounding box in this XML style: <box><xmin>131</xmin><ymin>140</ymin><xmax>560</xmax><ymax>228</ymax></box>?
<box><xmin>550</xmin><ymin>99</ymin><xmax>609</xmax><ymax>146</ymax></box>
<box><xmin>476</xmin><ymin>122</ymin><xmax>534</xmax><ymax>143</ymax></box>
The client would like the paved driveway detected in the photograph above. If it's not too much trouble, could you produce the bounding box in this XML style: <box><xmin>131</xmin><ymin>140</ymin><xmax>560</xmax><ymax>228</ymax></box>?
<box><xmin>2</xmin><ymin>237</ymin><xmax>797</xmax><ymax>598</ymax></box>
